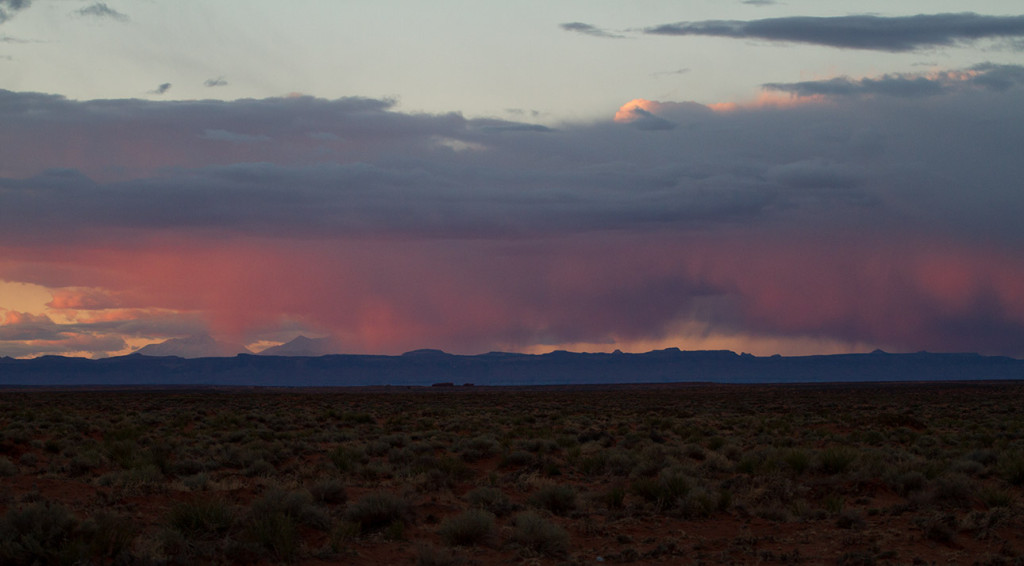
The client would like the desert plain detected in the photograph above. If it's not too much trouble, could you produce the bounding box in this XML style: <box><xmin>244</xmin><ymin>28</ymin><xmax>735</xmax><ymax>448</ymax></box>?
<box><xmin>1</xmin><ymin>381</ymin><xmax>1023</xmax><ymax>565</ymax></box>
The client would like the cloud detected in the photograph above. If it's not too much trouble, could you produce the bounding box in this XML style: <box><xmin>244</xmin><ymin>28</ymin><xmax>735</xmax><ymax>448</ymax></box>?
<box><xmin>764</xmin><ymin>158</ymin><xmax>862</xmax><ymax>190</ymax></box>
<box><xmin>1</xmin><ymin>63</ymin><xmax>1024</xmax><ymax>357</ymax></box>
<box><xmin>619</xmin><ymin>106</ymin><xmax>676</xmax><ymax>130</ymax></box>
<box><xmin>741</xmin><ymin>0</ymin><xmax>776</xmax><ymax>5</ymax></box>
<box><xmin>200</xmin><ymin>129</ymin><xmax>271</xmax><ymax>143</ymax></box>
<box><xmin>0</xmin><ymin>311</ymin><xmax>60</xmax><ymax>340</ymax></box>
<box><xmin>46</xmin><ymin>287</ymin><xmax>121</xmax><ymax>310</ymax></box>
<box><xmin>204</xmin><ymin>76</ymin><xmax>228</xmax><ymax>87</ymax></box>
<box><xmin>0</xmin><ymin>333</ymin><xmax>126</xmax><ymax>358</ymax></box>
<box><xmin>149</xmin><ymin>82</ymin><xmax>172</xmax><ymax>95</ymax></box>
<box><xmin>763</xmin><ymin>64</ymin><xmax>1024</xmax><ymax>98</ymax></box>
<box><xmin>0</xmin><ymin>0</ymin><xmax>30</xmax><ymax>25</ymax></box>
<box><xmin>75</xmin><ymin>2</ymin><xmax>128</xmax><ymax>21</ymax></box>
<box><xmin>0</xmin><ymin>299</ymin><xmax>209</xmax><ymax>357</ymax></box>
<box><xmin>645</xmin><ymin>13</ymin><xmax>1024</xmax><ymax>52</ymax></box>
<box><xmin>613</xmin><ymin>98</ymin><xmax>710</xmax><ymax>125</ymax></box>
<box><xmin>559</xmin><ymin>22</ymin><xmax>625</xmax><ymax>39</ymax></box>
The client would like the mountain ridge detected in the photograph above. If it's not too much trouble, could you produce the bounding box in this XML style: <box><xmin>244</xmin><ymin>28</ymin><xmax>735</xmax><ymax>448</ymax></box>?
<box><xmin>2</xmin><ymin>349</ymin><xmax>1022</xmax><ymax>387</ymax></box>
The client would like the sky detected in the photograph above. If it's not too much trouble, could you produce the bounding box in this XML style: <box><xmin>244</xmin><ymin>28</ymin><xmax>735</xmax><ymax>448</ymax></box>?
<box><xmin>2</xmin><ymin>1</ymin><xmax>1024</xmax><ymax>359</ymax></box>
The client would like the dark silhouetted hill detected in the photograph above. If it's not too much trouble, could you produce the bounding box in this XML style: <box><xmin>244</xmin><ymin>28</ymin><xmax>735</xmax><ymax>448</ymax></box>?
<box><xmin>1</xmin><ymin>349</ymin><xmax>1022</xmax><ymax>387</ymax></box>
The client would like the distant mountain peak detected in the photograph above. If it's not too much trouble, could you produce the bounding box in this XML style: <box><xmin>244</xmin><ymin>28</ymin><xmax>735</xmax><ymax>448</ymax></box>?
<box><xmin>257</xmin><ymin>335</ymin><xmax>340</xmax><ymax>357</ymax></box>
<box><xmin>135</xmin><ymin>335</ymin><xmax>252</xmax><ymax>358</ymax></box>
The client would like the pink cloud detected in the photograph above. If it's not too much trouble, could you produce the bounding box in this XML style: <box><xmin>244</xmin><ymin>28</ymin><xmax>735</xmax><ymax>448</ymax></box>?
<box><xmin>4</xmin><ymin>222</ymin><xmax>1023</xmax><ymax>358</ymax></box>
<box><xmin>46</xmin><ymin>287</ymin><xmax>122</xmax><ymax>310</ymax></box>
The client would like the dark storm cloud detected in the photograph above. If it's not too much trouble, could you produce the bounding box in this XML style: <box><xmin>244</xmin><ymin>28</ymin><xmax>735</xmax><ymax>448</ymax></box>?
<box><xmin>764</xmin><ymin>63</ymin><xmax>1024</xmax><ymax>97</ymax></box>
<box><xmin>968</xmin><ymin>63</ymin><xmax>1024</xmax><ymax>90</ymax></box>
<box><xmin>764</xmin><ymin>159</ymin><xmax>862</xmax><ymax>190</ymax></box>
<box><xmin>0</xmin><ymin>0</ymin><xmax>30</xmax><ymax>24</ymax></box>
<box><xmin>1</xmin><ymin>64</ymin><xmax>1023</xmax><ymax>247</ymax></box>
<box><xmin>0</xmin><ymin>159</ymin><xmax>774</xmax><ymax>243</ymax></box>
<box><xmin>764</xmin><ymin>75</ymin><xmax>946</xmax><ymax>97</ymax></box>
<box><xmin>645</xmin><ymin>13</ymin><xmax>1024</xmax><ymax>51</ymax></box>
<box><xmin>149</xmin><ymin>82</ymin><xmax>171</xmax><ymax>95</ymax></box>
<box><xmin>75</xmin><ymin>3</ymin><xmax>128</xmax><ymax>21</ymax></box>
<box><xmin>204</xmin><ymin>77</ymin><xmax>228</xmax><ymax>87</ymax></box>
<box><xmin>560</xmin><ymin>22</ymin><xmax>624</xmax><ymax>39</ymax></box>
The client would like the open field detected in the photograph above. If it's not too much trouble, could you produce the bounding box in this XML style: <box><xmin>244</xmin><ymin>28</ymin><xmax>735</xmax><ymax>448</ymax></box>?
<box><xmin>2</xmin><ymin>382</ymin><xmax>1023</xmax><ymax>565</ymax></box>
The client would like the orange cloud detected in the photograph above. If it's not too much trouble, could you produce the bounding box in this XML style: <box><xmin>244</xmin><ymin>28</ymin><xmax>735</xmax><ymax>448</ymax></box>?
<box><xmin>613</xmin><ymin>99</ymin><xmax>666</xmax><ymax>123</ymax></box>
<box><xmin>46</xmin><ymin>287</ymin><xmax>122</xmax><ymax>310</ymax></box>
<box><xmin>2</xmin><ymin>311</ymin><xmax>52</xmax><ymax>326</ymax></box>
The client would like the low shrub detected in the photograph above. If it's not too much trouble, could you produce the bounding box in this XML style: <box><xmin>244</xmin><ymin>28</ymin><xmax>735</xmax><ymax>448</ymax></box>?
<box><xmin>422</xmin><ymin>456</ymin><xmax>471</xmax><ymax>490</ymax></box>
<box><xmin>930</xmin><ymin>473</ymin><xmax>976</xmax><ymax>509</ymax></box>
<box><xmin>438</xmin><ymin>509</ymin><xmax>495</xmax><ymax>546</ymax></box>
<box><xmin>0</xmin><ymin>501</ymin><xmax>85</xmax><ymax>566</ymax></box>
<box><xmin>979</xmin><ymin>486</ymin><xmax>1013</xmax><ymax>508</ymax></box>
<box><xmin>80</xmin><ymin>511</ymin><xmax>137</xmax><ymax>560</ymax></box>
<box><xmin>817</xmin><ymin>447</ymin><xmax>857</xmax><ymax>475</ymax></box>
<box><xmin>529</xmin><ymin>484</ymin><xmax>577</xmax><ymax>516</ymax></box>
<box><xmin>329</xmin><ymin>445</ymin><xmax>367</xmax><ymax>474</ymax></box>
<box><xmin>917</xmin><ymin>513</ymin><xmax>957</xmax><ymax>543</ymax></box>
<box><xmin>166</xmin><ymin>498</ymin><xmax>234</xmax><ymax>539</ymax></box>
<box><xmin>835</xmin><ymin>509</ymin><xmax>865</xmax><ymax>530</ymax></box>
<box><xmin>1000</xmin><ymin>451</ymin><xmax>1024</xmax><ymax>486</ymax></box>
<box><xmin>309</xmin><ymin>478</ymin><xmax>348</xmax><ymax>504</ymax></box>
<box><xmin>601</xmin><ymin>483</ymin><xmax>626</xmax><ymax>510</ymax></box>
<box><xmin>511</xmin><ymin>511</ymin><xmax>569</xmax><ymax>557</ymax></box>
<box><xmin>631</xmin><ymin>470</ymin><xmax>691</xmax><ymax>511</ymax></box>
<box><xmin>459</xmin><ymin>435</ymin><xmax>499</xmax><ymax>462</ymax></box>
<box><xmin>244</xmin><ymin>511</ymin><xmax>298</xmax><ymax>561</ymax></box>
<box><xmin>465</xmin><ymin>486</ymin><xmax>514</xmax><ymax>516</ymax></box>
<box><xmin>250</xmin><ymin>488</ymin><xmax>330</xmax><ymax>531</ymax></box>
<box><xmin>344</xmin><ymin>492</ymin><xmax>409</xmax><ymax>533</ymax></box>
<box><xmin>890</xmin><ymin>470</ymin><xmax>926</xmax><ymax>496</ymax></box>
<box><xmin>783</xmin><ymin>449</ymin><xmax>811</xmax><ymax>475</ymax></box>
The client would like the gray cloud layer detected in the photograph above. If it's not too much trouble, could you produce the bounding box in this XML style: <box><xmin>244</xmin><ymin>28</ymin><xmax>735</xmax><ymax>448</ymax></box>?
<box><xmin>0</xmin><ymin>64</ymin><xmax>1021</xmax><ymax>247</ymax></box>
<box><xmin>1</xmin><ymin>64</ymin><xmax>1022</xmax><ymax>245</ymax></box>
<box><xmin>764</xmin><ymin>63</ymin><xmax>1024</xmax><ymax>97</ymax></box>
<box><xmin>645</xmin><ymin>13</ymin><xmax>1024</xmax><ymax>51</ymax></box>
